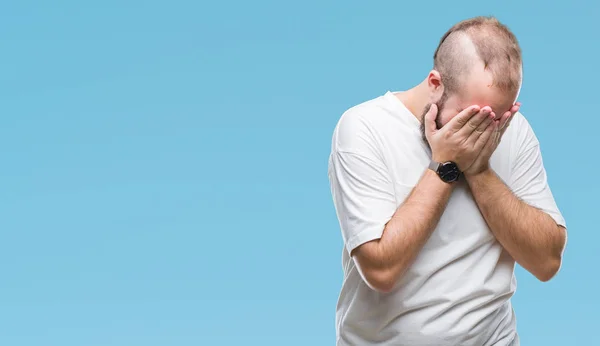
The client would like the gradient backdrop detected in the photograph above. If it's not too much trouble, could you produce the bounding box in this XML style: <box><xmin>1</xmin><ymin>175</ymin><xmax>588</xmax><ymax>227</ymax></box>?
<box><xmin>0</xmin><ymin>1</ymin><xmax>597</xmax><ymax>345</ymax></box>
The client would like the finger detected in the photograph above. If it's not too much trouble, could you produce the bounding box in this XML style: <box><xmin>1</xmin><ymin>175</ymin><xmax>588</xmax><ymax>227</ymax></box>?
<box><xmin>498</xmin><ymin>110</ymin><xmax>512</xmax><ymax>130</ymax></box>
<box><xmin>447</xmin><ymin>105</ymin><xmax>481</xmax><ymax>132</ymax></box>
<box><xmin>424</xmin><ymin>104</ymin><xmax>438</xmax><ymax>139</ymax></box>
<box><xmin>494</xmin><ymin>120</ymin><xmax>505</xmax><ymax>144</ymax></box>
<box><xmin>496</xmin><ymin>103</ymin><xmax>519</xmax><ymax>135</ymax></box>
<box><xmin>457</xmin><ymin>106</ymin><xmax>493</xmax><ymax>137</ymax></box>
<box><xmin>494</xmin><ymin>130</ymin><xmax>503</xmax><ymax>151</ymax></box>
<box><xmin>507</xmin><ymin>102</ymin><xmax>520</xmax><ymax>123</ymax></box>
<box><xmin>507</xmin><ymin>103</ymin><xmax>520</xmax><ymax>120</ymax></box>
<box><xmin>484</xmin><ymin>128</ymin><xmax>500</xmax><ymax>157</ymax></box>
<box><xmin>500</xmin><ymin>112</ymin><xmax>516</xmax><ymax>135</ymax></box>
<box><xmin>476</xmin><ymin>125</ymin><xmax>499</xmax><ymax>162</ymax></box>
<box><xmin>465</xmin><ymin>112</ymin><xmax>494</xmax><ymax>144</ymax></box>
<box><xmin>474</xmin><ymin>119</ymin><xmax>498</xmax><ymax>152</ymax></box>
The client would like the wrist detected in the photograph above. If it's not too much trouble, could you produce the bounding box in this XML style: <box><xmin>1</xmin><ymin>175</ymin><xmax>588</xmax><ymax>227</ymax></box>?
<box><xmin>424</xmin><ymin>168</ymin><xmax>458</xmax><ymax>190</ymax></box>
<box><xmin>464</xmin><ymin>166</ymin><xmax>494</xmax><ymax>183</ymax></box>
<box><xmin>428</xmin><ymin>159</ymin><xmax>461</xmax><ymax>184</ymax></box>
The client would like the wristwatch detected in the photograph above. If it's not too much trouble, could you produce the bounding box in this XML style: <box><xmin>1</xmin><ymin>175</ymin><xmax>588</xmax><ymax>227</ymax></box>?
<box><xmin>429</xmin><ymin>160</ymin><xmax>461</xmax><ymax>183</ymax></box>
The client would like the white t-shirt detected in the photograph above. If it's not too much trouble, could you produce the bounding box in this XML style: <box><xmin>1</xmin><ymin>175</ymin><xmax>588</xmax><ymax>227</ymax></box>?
<box><xmin>328</xmin><ymin>91</ymin><xmax>566</xmax><ymax>346</ymax></box>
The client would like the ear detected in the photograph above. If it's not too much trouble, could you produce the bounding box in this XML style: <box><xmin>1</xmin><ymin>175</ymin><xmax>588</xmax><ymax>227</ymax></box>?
<box><xmin>426</xmin><ymin>70</ymin><xmax>444</xmax><ymax>103</ymax></box>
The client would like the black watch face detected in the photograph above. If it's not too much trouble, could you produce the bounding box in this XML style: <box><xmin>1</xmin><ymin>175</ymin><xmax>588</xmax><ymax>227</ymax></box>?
<box><xmin>438</xmin><ymin>162</ymin><xmax>461</xmax><ymax>182</ymax></box>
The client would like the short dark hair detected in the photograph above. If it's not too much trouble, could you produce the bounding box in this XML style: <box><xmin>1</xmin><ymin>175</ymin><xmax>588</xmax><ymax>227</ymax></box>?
<box><xmin>433</xmin><ymin>16</ymin><xmax>522</xmax><ymax>96</ymax></box>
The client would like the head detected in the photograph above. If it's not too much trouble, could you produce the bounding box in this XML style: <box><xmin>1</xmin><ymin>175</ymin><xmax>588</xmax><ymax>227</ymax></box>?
<box><xmin>420</xmin><ymin>16</ymin><xmax>523</xmax><ymax>142</ymax></box>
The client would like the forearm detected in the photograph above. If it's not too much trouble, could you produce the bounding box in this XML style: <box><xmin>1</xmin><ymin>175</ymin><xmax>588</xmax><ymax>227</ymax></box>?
<box><xmin>355</xmin><ymin>169</ymin><xmax>453</xmax><ymax>290</ymax></box>
<box><xmin>466</xmin><ymin>169</ymin><xmax>566</xmax><ymax>281</ymax></box>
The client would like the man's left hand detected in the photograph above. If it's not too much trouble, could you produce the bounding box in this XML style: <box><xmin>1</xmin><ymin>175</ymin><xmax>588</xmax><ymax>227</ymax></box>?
<box><xmin>464</xmin><ymin>102</ymin><xmax>521</xmax><ymax>176</ymax></box>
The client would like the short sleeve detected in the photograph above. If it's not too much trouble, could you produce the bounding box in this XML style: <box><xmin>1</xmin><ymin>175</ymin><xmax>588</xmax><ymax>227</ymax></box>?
<box><xmin>327</xmin><ymin>110</ymin><xmax>399</xmax><ymax>254</ymax></box>
<box><xmin>329</xmin><ymin>151</ymin><xmax>398</xmax><ymax>254</ymax></box>
<box><xmin>509</xmin><ymin>118</ymin><xmax>566</xmax><ymax>228</ymax></box>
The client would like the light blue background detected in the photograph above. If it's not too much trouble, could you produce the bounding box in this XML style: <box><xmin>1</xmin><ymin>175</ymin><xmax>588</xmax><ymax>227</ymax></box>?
<box><xmin>0</xmin><ymin>1</ymin><xmax>596</xmax><ymax>345</ymax></box>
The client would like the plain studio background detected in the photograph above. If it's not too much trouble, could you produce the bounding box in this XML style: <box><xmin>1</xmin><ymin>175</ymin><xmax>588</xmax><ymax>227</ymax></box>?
<box><xmin>0</xmin><ymin>0</ymin><xmax>597</xmax><ymax>345</ymax></box>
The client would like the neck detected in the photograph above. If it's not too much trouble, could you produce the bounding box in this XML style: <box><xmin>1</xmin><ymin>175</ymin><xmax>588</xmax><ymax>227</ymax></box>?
<box><xmin>395</xmin><ymin>79</ymin><xmax>430</xmax><ymax>123</ymax></box>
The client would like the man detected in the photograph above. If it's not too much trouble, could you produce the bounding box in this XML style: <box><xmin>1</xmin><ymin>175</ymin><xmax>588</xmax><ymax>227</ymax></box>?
<box><xmin>327</xmin><ymin>16</ymin><xmax>567</xmax><ymax>346</ymax></box>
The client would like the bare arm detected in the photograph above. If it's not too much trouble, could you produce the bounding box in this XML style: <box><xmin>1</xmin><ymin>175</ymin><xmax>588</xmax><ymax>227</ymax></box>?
<box><xmin>465</xmin><ymin>167</ymin><xmax>567</xmax><ymax>282</ymax></box>
<box><xmin>350</xmin><ymin>104</ymin><xmax>496</xmax><ymax>292</ymax></box>
<box><xmin>464</xmin><ymin>104</ymin><xmax>567</xmax><ymax>282</ymax></box>
<box><xmin>352</xmin><ymin>169</ymin><xmax>453</xmax><ymax>292</ymax></box>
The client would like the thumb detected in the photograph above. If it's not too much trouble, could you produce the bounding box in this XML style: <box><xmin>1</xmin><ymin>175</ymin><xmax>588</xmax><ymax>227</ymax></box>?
<box><xmin>424</xmin><ymin>104</ymin><xmax>438</xmax><ymax>139</ymax></box>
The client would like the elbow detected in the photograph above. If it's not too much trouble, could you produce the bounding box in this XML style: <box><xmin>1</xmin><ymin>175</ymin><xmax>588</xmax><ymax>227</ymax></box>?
<box><xmin>352</xmin><ymin>242</ymin><xmax>404</xmax><ymax>293</ymax></box>
<box><xmin>362</xmin><ymin>267</ymin><xmax>398</xmax><ymax>293</ymax></box>
<box><xmin>537</xmin><ymin>226</ymin><xmax>567</xmax><ymax>282</ymax></box>
<box><xmin>535</xmin><ymin>255</ymin><xmax>563</xmax><ymax>282</ymax></box>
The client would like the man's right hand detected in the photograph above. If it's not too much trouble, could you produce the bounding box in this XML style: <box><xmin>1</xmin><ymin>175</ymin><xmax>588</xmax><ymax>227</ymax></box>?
<box><xmin>424</xmin><ymin>104</ymin><xmax>496</xmax><ymax>172</ymax></box>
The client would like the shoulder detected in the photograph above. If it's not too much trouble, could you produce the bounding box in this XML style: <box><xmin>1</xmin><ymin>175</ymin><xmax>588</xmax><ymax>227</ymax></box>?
<box><xmin>332</xmin><ymin>95</ymin><xmax>391</xmax><ymax>156</ymax></box>
<box><xmin>505</xmin><ymin>111</ymin><xmax>540</xmax><ymax>153</ymax></box>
